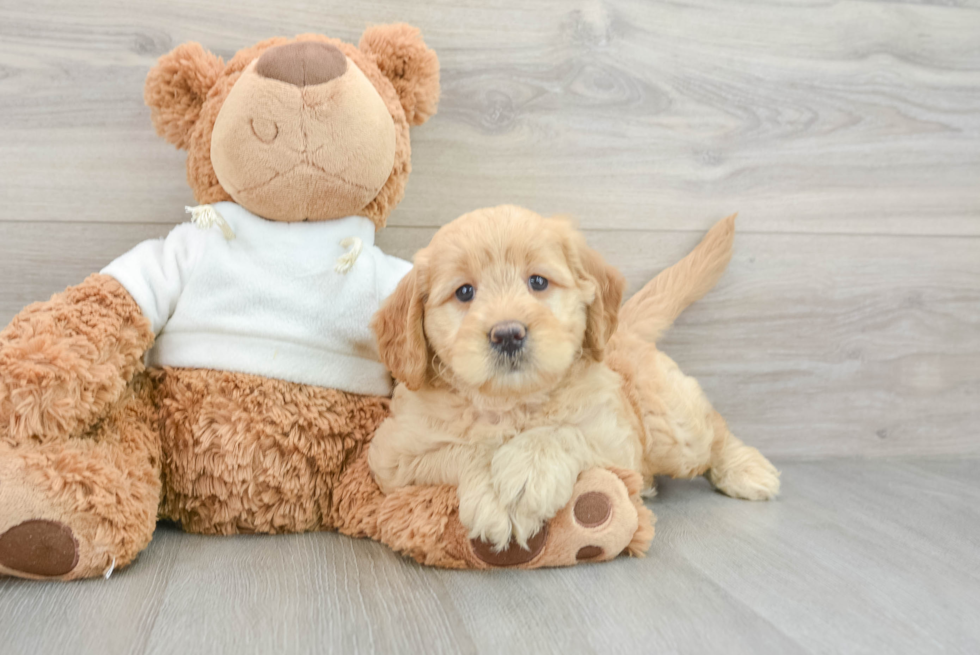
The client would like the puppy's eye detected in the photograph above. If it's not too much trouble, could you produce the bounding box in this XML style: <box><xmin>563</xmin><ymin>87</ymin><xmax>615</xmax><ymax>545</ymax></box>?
<box><xmin>455</xmin><ymin>284</ymin><xmax>475</xmax><ymax>302</ymax></box>
<box><xmin>529</xmin><ymin>275</ymin><xmax>549</xmax><ymax>291</ymax></box>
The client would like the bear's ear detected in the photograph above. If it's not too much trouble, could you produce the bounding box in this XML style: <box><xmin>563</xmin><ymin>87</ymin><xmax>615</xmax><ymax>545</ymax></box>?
<box><xmin>359</xmin><ymin>24</ymin><xmax>440</xmax><ymax>126</ymax></box>
<box><xmin>144</xmin><ymin>43</ymin><xmax>224</xmax><ymax>149</ymax></box>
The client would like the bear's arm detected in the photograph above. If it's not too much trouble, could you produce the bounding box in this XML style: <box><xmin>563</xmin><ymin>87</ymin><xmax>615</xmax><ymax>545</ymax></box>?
<box><xmin>0</xmin><ymin>274</ymin><xmax>154</xmax><ymax>444</ymax></box>
<box><xmin>0</xmin><ymin>222</ymin><xmax>208</xmax><ymax>444</ymax></box>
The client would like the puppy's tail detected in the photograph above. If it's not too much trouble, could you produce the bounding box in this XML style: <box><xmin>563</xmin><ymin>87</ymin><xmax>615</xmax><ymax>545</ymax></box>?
<box><xmin>618</xmin><ymin>213</ymin><xmax>736</xmax><ymax>343</ymax></box>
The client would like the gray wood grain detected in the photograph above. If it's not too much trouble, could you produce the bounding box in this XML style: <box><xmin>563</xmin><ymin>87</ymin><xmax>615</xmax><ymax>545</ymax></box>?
<box><xmin>656</xmin><ymin>460</ymin><xmax>980</xmax><ymax>655</ymax></box>
<box><xmin>142</xmin><ymin>531</ymin><xmax>476</xmax><ymax>655</ymax></box>
<box><xmin>2</xmin><ymin>458</ymin><xmax>978</xmax><ymax>655</ymax></box>
<box><xmin>0</xmin><ymin>0</ymin><xmax>978</xmax><ymax>234</ymax></box>
<box><xmin>0</xmin><ymin>523</ymin><xmax>181</xmax><ymax>654</ymax></box>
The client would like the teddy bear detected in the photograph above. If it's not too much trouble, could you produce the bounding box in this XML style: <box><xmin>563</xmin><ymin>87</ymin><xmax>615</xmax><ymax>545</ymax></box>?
<box><xmin>0</xmin><ymin>25</ymin><xmax>653</xmax><ymax>581</ymax></box>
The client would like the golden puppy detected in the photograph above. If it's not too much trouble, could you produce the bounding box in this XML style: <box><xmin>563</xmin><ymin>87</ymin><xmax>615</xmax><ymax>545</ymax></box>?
<box><xmin>369</xmin><ymin>205</ymin><xmax>779</xmax><ymax>550</ymax></box>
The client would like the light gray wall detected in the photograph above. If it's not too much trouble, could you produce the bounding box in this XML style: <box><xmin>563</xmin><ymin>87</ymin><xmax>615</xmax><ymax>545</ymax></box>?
<box><xmin>2</xmin><ymin>0</ymin><xmax>978</xmax><ymax>458</ymax></box>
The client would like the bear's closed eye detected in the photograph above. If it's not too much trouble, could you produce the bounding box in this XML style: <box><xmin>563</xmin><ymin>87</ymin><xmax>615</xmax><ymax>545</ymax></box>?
<box><xmin>250</xmin><ymin>118</ymin><xmax>278</xmax><ymax>143</ymax></box>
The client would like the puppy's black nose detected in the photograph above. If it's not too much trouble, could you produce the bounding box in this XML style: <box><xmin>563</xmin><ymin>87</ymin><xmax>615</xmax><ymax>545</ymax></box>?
<box><xmin>489</xmin><ymin>321</ymin><xmax>527</xmax><ymax>355</ymax></box>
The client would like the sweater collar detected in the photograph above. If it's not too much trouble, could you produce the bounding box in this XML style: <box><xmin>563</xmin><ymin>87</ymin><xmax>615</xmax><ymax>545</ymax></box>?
<box><xmin>210</xmin><ymin>202</ymin><xmax>376</xmax><ymax>246</ymax></box>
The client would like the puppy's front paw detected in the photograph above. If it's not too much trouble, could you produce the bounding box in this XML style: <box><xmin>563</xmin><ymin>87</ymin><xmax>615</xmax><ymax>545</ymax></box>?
<box><xmin>458</xmin><ymin>485</ymin><xmax>514</xmax><ymax>551</ymax></box>
<box><xmin>491</xmin><ymin>442</ymin><xmax>579</xmax><ymax>549</ymax></box>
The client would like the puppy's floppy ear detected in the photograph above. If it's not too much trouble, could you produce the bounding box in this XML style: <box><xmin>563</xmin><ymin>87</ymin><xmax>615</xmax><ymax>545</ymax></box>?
<box><xmin>144</xmin><ymin>42</ymin><xmax>224</xmax><ymax>149</ymax></box>
<box><xmin>372</xmin><ymin>267</ymin><xmax>429</xmax><ymax>390</ymax></box>
<box><xmin>560</xmin><ymin>225</ymin><xmax>626</xmax><ymax>361</ymax></box>
<box><xmin>359</xmin><ymin>24</ymin><xmax>440</xmax><ymax>126</ymax></box>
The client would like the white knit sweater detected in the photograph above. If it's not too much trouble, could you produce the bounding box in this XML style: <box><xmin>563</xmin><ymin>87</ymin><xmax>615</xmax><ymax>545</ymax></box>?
<box><xmin>102</xmin><ymin>202</ymin><xmax>412</xmax><ymax>396</ymax></box>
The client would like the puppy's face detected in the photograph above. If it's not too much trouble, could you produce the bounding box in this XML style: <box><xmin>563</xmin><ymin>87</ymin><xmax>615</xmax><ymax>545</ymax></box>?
<box><xmin>374</xmin><ymin>205</ymin><xmax>625</xmax><ymax>397</ymax></box>
<box><xmin>422</xmin><ymin>208</ymin><xmax>591</xmax><ymax>396</ymax></box>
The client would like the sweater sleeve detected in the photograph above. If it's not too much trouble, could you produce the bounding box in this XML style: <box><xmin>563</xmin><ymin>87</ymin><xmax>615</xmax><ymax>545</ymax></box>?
<box><xmin>100</xmin><ymin>222</ymin><xmax>210</xmax><ymax>335</ymax></box>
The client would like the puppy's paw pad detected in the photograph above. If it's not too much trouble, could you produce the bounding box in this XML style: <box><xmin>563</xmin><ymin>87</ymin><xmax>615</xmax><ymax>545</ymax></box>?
<box><xmin>470</xmin><ymin>525</ymin><xmax>548</xmax><ymax>567</ymax></box>
<box><xmin>0</xmin><ymin>519</ymin><xmax>79</xmax><ymax>577</ymax></box>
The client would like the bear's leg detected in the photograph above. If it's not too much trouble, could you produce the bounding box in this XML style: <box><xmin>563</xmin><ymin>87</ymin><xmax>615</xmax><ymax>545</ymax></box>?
<box><xmin>334</xmin><ymin>446</ymin><xmax>654</xmax><ymax>569</ymax></box>
<box><xmin>0</xmin><ymin>274</ymin><xmax>159</xmax><ymax>579</ymax></box>
<box><xmin>0</xmin><ymin>379</ymin><xmax>161</xmax><ymax>580</ymax></box>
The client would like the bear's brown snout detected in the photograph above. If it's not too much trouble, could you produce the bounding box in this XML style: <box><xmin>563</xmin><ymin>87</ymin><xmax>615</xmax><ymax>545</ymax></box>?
<box><xmin>255</xmin><ymin>41</ymin><xmax>348</xmax><ymax>87</ymax></box>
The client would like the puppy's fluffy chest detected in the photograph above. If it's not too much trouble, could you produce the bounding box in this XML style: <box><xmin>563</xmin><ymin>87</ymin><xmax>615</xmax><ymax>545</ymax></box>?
<box><xmin>447</xmin><ymin>361</ymin><xmax>642</xmax><ymax>459</ymax></box>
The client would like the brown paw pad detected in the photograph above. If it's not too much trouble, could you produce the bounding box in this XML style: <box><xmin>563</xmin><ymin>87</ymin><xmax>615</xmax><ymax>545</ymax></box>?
<box><xmin>471</xmin><ymin>525</ymin><xmax>548</xmax><ymax>567</ymax></box>
<box><xmin>574</xmin><ymin>491</ymin><xmax>612</xmax><ymax>527</ymax></box>
<box><xmin>0</xmin><ymin>520</ymin><xmax>79</xmax><ymax>577</ymax></box>
<box><xmin>576</xmin><ymin>545</ymin><xmax>604</xmax><ymax>561</ymax></box>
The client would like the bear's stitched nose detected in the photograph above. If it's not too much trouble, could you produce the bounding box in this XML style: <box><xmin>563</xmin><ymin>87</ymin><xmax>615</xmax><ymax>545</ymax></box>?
<box><xmin>255</xmin><ymin>42</ymin><xmax>348</xmax><ymax>87</ymax></box>
<box><xmin>489</xmin><ymin>322</ymin><xmax>527</xmax><ymax>355</ymax></box>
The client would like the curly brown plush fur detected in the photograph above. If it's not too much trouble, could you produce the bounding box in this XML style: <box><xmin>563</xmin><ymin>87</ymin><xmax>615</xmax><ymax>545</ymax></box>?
<box><xmin>359</xmin><ymin>24</ymin><xmax>441</xmax><ymax>126</ymax></box>
<box><xmin>0</xmin><ymin>274</ymin><xmax>153</xmax><ymax>445</ymax></box>
<box><xmin>153</xmin><ymin>367</ymin><xmax>389</xmax><ymax>535</ymax></box>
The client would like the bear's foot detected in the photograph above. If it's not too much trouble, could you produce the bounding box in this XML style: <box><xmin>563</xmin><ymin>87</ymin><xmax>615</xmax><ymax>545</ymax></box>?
<box><xmin>0</xmin><ymin>452</ymin><xmax>91</xmax><ymax>580</ymax></box>
<box><xmin>0</xmin><ymin>386</ymin><xmax>161</xmax><ymax>581</ymax></box>
<box><xmin>468</xmin><ymin>467</ymin><xmax>655</xmax><ymax>568</ymax></box>
<box><xmin>0</xmin><ymin>442</ymin><xmax>158</xmax><ymax>581</ymax></box>
<box><xmin>0</xmin><ymin>519</ymin><xmax>79</xmax><ymax>578</ymax></box>
<box><xmin>374</xmin><ymin>466</ymin><xmax>655</xmax><ymax>570</ymax></box>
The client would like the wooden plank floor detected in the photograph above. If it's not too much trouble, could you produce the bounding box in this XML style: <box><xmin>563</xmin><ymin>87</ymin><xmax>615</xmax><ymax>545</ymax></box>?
<box><xmin>1</xmin><ymin>458</ymin><xmax>977</xmax><ymax>655</ymax></box>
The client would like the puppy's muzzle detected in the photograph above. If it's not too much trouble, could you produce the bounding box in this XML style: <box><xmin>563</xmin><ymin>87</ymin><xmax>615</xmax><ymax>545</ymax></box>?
<box><xmin>489</xmin><ymin>321</ymin><xmax>527</xmax><ymax>355</ymax></box>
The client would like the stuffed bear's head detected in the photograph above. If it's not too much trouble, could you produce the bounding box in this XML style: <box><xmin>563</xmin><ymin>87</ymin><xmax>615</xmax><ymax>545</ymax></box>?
<box><xmin>144</xmin><ymin>24</ymin><xmax>439</xmax><ymax>229</ymax></box>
